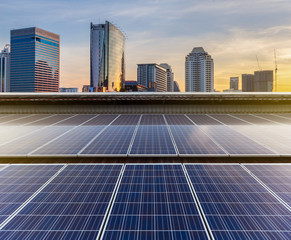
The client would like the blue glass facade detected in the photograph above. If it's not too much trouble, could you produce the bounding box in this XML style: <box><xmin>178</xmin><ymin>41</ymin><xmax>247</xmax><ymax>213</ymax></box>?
<box><xmin>10</xmin><ymin>27</ymin><xmax>60</xmax><ymax>92</ymax></box>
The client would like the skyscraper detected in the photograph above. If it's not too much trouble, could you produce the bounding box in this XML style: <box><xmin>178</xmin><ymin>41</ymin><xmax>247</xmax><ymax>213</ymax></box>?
<box><xmin>185</xmin><ymin>47</ymin><xmax>214</xmax><ymax>92</ymax></box>
<box><xmin>230</xmin><ymin>77</ymin><xmax>239</xmax><ymax>90</ymax></box>
<box><xmin>137</xmin><ymin>64</ymin><xmax>167</xmax><ymax>92</ymax></box>
<box><xmin>173</xmin><ymin>81</ymin><xmax>180</xmax><ymax>92</ymax></box>
<box><xmin>254</xmin><ymin>70</ymin><xmax>273</xmax><ymax>92</ymax></box>
<box><xmin>242</xmin><ymin>74</ymin><xmax>254</xmax><ymax>92</ymax></box>
<box><xmin>160</xmin><ymin>63</ymin><xmax>174</xmax><ymax>92</ymax></box>
<box><xmin>10</xmin><ymin>27</ymin><xmax>59</xmax><ymax>92</ymax></box>
<box><xmin>90</xmin><ymin>21</ymin><xmax>125</xmax><ymax>92</ymax></box>
<box><xmin>0</xmin><ymin>44</ymin><xmax>10</xmax><ymax>92</ymax></box>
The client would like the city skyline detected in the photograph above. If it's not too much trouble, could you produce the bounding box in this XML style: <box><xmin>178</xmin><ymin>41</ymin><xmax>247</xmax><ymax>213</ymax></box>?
<box><xmin>0</xmin><ymin>0</ymin><xmax>291</xmax><ymax>92</ymax></box>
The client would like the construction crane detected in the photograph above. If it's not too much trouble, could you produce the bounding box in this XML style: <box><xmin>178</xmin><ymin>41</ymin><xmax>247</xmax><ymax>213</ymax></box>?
<box><xmin>256</xmin><ymin>55</ymin><xmax>262</xmax><ymax>71</ymax></box>
<box><xmin>274</xmin><ymin>49</ymin><xmax>278</xmax><ymax>92</ymax></box>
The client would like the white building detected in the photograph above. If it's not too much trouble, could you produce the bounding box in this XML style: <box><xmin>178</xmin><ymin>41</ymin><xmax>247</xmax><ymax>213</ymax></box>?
<box><xmin>0</xmin><ymin>44</ymin><xmax>10</xmax><ymax>92</ymax></box>
<box><xmin>185</xmin><ymin>47</ymin><xmax>213</xmax><ymax>92</ymax></box>
<box><xmin>160</xmin><ymin>63</ymin><xmax>174</xmax><ymax>92</ymax></box>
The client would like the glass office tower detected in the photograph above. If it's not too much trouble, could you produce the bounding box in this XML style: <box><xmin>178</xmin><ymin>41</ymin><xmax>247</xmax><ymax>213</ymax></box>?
<box><xmin>10</xmin><ymin>27</ymin><xmax>60</xmax><ymax>92</ymax></box>
<box><xmin>90</xmin><ymin>21</ymin><xmax>125</xmax><ymax>92</ymax></box>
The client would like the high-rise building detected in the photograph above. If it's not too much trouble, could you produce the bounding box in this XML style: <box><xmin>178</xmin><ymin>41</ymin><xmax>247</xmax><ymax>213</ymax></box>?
<box><xmin>254</xmin><ymin>70</ymin><xmax>273</xmax><ymax>92</ymax></box>
<box><xmin>0</xmin><ymin>44</ymin><xmax>10</xmax><ymax>92</ymax></box>
<box><xmin>242</xmin><ymin>74</ymin><xmax>254</xmax><ymax>92</ymax></box>
<box><xmin>230</xmin><ymin>77</ymin><xmax>239</xmax><ymax>90</ymax></box>
<box><xmin>160</xmin><ymin>63</ymin><xmax>174</xmax><ymax>92</ymax></box>
<box><xmin>90</xmin><ymin>21</ymin><xmax>125</xmax><ymax>92</ymax></box>
<box><xmin>185</xmin><ymin>47</ymin><xmax>214</xmax><ymax>92</ymax></box>
<box><xmin>82</xmin><ymin>85</ymin><xmax>91</xmax><ymax>92</ymax></box>
<box><xmin>10</xmin><ymin>27</ymin><xmax>59</xmax><ymax>92</ymax></box>
<box><xmin>173</xmin><ymin>81</ymin><xmax>180</xmax><ymax>92</ymax></box>
<box><xmin>137</xmin><ymin>64</ymin><xmax>167</xmax><ymax>92</ymax></box>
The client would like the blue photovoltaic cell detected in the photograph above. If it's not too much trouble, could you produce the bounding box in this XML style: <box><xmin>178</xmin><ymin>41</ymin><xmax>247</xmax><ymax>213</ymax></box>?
<box><xmin>101</xmin><ymin>164</ymin><xmax>209</xmax><ymax>240</ymax></box>
<box><xmin>164</xmin><ymin>115</ymin><xmax>193</xmax><ymax>125</ymax></box>
<box><xmin>32</xmin><ymin>126</ymin><xmax>105</xmax><ymax>155</ymax></box>
<box><xmin>198</xmin><ymin>125</ymin><xmax>275</xmax><ymax>155</ymax></box>
<box><xmin>0</xmin><ymin>165</ymin><xmax>63</xmax><ymax>226</ymax></box>
<box><xmin>245</xmin><ymin>164</ymin><xmax>291</xmax><ymax>207</ymax></box>
<box><xmin>130</xmin><ymin>126</ymin><xmax>176</xmax><ymax>155</ymax></box>
<box><xmin>170</xmin><ymin>125</ymin><xmax>226</xmax><ymax>155</ymax></box>
<box><xmin>0</xmin><ymin>164</ymin><xmax>122</xmax><ymax>240</ymax></box>
<box><xmin>81</xmin><ymin>126</ymin><xmax>136</xmax><ymax>155</ymax></box>
<box><xmin>185</xmin><ymin>164</ymin><xmax>291</xmax><ymax>240</ymax></box>
<box><xmin>140</xmin><ymin>115</ymin><xmax>166</xmax><ymax>125</ymax></box>
<box><xmin>0</xmin><ymin>126</ymin><xmax>72</xmax><ymax>155</ymax></box>
<box><xmin>112</xmin><ymin>115</ymin><xmax>140</xmax><ymax>125</ymax></box>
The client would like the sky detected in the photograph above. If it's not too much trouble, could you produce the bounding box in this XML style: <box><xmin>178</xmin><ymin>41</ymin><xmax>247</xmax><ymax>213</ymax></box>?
<box><xmin>1</xmin><ymin>0</ymin><xmax>291</xmax><ymax>92</ymax></box>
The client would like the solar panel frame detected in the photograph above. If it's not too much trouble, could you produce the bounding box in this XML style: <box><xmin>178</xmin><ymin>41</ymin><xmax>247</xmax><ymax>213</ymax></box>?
<box><xmin>187</xmin><ymin>115</ymin><xmax>222</xmax><ymax>125</ymax></box>
<box><xmin>255</xmin><ymin>114</ymin><xmax>291</xmax><ymax>125</ymax></box>
<box><xmin>231</xmin><ymin>114</ymin><xmax>278</xmax><ymax>125</ymax></box>
<box><xmin>185</xmin><ymin>163</ymin><xmax>291</xmax><ymax>240</ymax></box>
<box><xmin>100</xmin><ymin>164</ymin><xmax>211</xmax><ymax>240</ymax></box>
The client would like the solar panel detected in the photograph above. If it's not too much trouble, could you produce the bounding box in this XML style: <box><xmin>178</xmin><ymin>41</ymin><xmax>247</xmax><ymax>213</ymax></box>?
<box><xmin>0</xmin><ymin>115</ymin><xmax>31</xmax><ymax>125</ymax></box>
<box><xmin>140</xmin><ymin>115</ymin><xmax>166</xmax><ymax>125</ymax></box>
<box><xmin>83</xmin><ymin>115</ymin><xmax>119</xmax><ymax>126</ymax></box>
<box><xmin>53</xmin><ymin>114</ymin><xmax>96</xmax><ymax>126</ymax></box>
<box><xmin>187</xmin><ymin>115</ymin><xmax>222</xmax><ymax>125</ymax></box>
<box><xmin>80</xmin><ymin>126</ymin><xmax>136</xmax><ymax>155</ymax></box>
<box><xmin>164</xmin><ymin>115</ymin><xmax>193</xmax><ymax>125</ymax></box>
<box><xmin>31</xmin><ymin>126</ymin><xmax>105</xmax><ymax>155</ymax></box>
<box><xmin>254</xmin><ymin>114</ymin><xmax>291</xmax><ymax>125</ymax></box>
<box><xmin>210</xmin><ymin>114</ymin><xmax>250</xmax><ymax>125</ymax></box>
<box><xmin>231</xmin><ymin>114</ymin><xmax>275</xmax><ymax>125</ymax></box>
<box><xmin>0</xmin><ymin>164</ymin><xmax>123</xmax><ymax>240</ymax></box>
<box><xmin>244</xmin><ymin>164</ymin><xmax>291</xmax><ymax>207</ymax></box>
<box><xmin>0</xmin><ymin>126</ymin><xmax>72</xmax><ymax>155</ymax></box>
<box><xmin>101</xmin><ymin>164</ymin><xmax>210</xmax><ymax>240</ymax></box>
<box><xmin>0</xmin><ymin>165</ymin><xmax>64</xmax><ymax>226</ymax></box>
<box><xmin>3</xmin><ymin>115</ymin><xmax>52</xmax><ymax>126</ymax></box>
<box><xmin>198</xmin><ymin>125</ymin><xmax>275</xmax><ymax>155</ymax></box>
<box><xmin>230</xmin><ymin>125</ymin><xmax>291</xmax><ymax>154</ymax></box>
<box><xmin>185</xmin><ymin>164</ymin><xmax>291</xmax><ymax>240</ymax></box>
<box><xmin>170</xmin><ymin>125</ymin><xmax>226</xmax><ymax>155</ymax></box>
<box><xmin>130</xmin><ymin>126</ymin><xmax>176</xmax><ymax>155</ymax></box>
<box><xmin>25</xmin><ymin>115</ymin><xmax>75</xmax><ymax>126</ymax></box>
<box><xmin>0</xmin><ymin>126</ymin><xmax>42</xmax><ymax>145</ymax></box>
<box><xmin>112</xmin><ymin>115</ymin><xmax>140</xmax><ymax>125</ymax></box>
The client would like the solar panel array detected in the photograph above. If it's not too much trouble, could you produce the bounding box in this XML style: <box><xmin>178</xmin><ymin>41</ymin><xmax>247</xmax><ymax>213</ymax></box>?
<box><xmin>0</xmin><ymin>113</ymin><xmax>291</xmax><ymax>157</ymax></box>
<box><xmin>0</xmin><ymin>164</ymin><xmax>290</xmax><ymax>240</ymax></box>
